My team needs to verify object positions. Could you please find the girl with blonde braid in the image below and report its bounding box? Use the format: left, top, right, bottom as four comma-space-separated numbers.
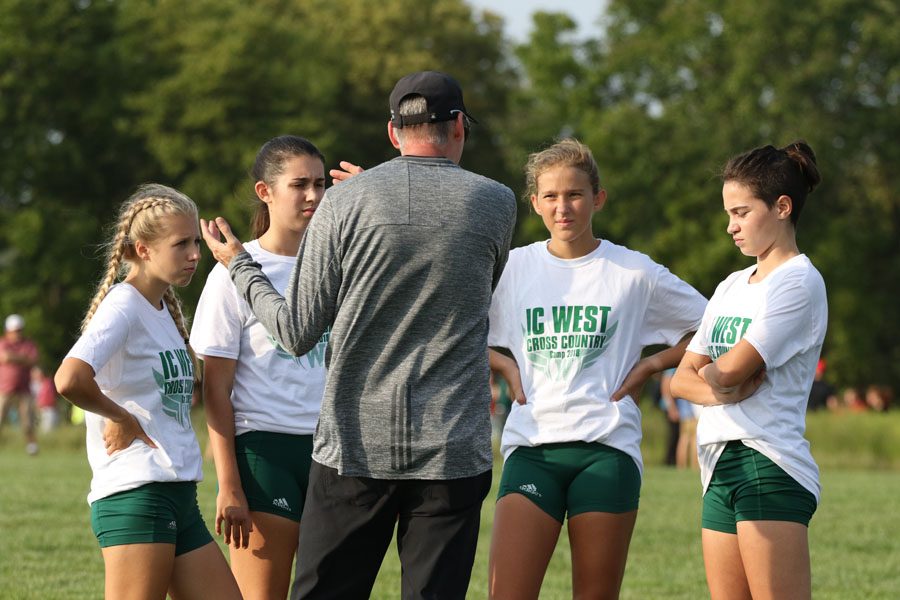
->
55, 184, 240, 600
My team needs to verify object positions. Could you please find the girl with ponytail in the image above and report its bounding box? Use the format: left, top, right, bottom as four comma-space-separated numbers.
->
189, 136, 327, 599
671, 141, 826, 600
55, 184, 240, 599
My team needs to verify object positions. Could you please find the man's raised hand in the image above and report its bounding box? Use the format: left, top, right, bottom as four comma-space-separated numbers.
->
330, 161, 364, 185
200, 217, 246, 268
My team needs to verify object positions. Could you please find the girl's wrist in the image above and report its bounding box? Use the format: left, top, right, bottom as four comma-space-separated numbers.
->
106, 404, 130, 423
636, 357, 655, 378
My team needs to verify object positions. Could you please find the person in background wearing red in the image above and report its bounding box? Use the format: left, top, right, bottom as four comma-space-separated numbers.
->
32, 366, 61, 433
806, 359, 836, 412
0, 314, 40, 455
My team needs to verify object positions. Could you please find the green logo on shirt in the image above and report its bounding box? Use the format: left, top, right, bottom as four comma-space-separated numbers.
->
154, 348, 194, 427
267, 329, 330, 369
708, 316, 752, 360
522, 305, 618, 380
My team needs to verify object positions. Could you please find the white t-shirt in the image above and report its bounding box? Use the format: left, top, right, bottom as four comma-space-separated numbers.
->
66, 283, 203, 504
688, 254, 826, 501
489, 241, 707, 475
190, 240, 326, 436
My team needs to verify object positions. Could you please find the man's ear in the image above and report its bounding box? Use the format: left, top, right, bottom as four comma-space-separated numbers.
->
452, 112, 465, 141
388, 121, 402, 150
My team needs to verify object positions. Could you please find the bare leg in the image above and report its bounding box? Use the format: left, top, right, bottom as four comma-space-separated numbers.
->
229, 511, 300, 600
0, 394, 11, 432
737, 520, 811, 600
169, 541, 241, 600
101, 543, 174, 600
702, 528, 752, 600
568, 510, 637, 600
20, 397, 38, 451
488, 494, 562, 600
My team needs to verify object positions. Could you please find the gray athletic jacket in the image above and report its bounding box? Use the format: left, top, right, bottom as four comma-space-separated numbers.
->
229, 155, 517, 479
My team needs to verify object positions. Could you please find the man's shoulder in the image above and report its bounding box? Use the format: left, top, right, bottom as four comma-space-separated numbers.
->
326, 157, 515, 206
456, 167, 515, 198
321, 159, 399, 201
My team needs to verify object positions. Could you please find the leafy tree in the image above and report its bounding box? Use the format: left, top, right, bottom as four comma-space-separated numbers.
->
121, 0, 518, 314
300, 0, 517, 184
122, 0, 516, 221
4, 0, 897, 390
501, 11, 588, 243
0, 0, 159, 366
1, 0, 517, 365
121, 0, 342, 227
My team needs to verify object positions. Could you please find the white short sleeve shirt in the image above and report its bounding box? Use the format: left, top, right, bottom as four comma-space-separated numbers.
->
489, 241, 707, 476
66, 283, 203, 504
688, 254, 827, 500
190, 240, 326, 436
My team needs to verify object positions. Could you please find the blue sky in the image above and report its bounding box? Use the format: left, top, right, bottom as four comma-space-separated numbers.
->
465, 0, 607, 41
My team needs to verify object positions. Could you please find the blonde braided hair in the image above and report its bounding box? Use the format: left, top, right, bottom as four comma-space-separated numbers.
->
81, 184, 202, 383
162, 287, 202, 384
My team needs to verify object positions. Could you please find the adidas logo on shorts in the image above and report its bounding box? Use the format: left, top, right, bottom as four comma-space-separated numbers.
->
273, 497, 291, 511
167, 520, 177, 530
519, 483, 542, 497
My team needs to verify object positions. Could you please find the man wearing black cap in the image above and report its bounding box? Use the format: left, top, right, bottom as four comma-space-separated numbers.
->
202, 70, 517, 598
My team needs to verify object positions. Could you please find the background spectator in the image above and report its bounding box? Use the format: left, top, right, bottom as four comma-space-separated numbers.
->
32, 367, 60, 433
661, 368, 699, 470
0, 314, 40, 455
807, 359, 837, 411
864, 385, 892, 412
841, 387, 868, 412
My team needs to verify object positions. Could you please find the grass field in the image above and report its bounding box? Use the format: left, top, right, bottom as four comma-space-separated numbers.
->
1, 412, 899, 599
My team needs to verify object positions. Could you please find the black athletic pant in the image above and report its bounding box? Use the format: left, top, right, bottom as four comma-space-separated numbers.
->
290, 461, 492, 600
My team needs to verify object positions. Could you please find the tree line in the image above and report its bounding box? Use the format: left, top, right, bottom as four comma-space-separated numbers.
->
1, 0, 897, 391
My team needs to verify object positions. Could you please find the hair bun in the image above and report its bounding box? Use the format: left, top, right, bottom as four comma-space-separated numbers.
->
781, 140, 821, 193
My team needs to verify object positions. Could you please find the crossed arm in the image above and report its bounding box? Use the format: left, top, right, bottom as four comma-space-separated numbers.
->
670, 339, 766, 406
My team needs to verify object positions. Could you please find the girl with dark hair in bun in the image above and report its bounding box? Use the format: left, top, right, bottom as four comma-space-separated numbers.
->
190, 136, 327, 599
671, 141, 825, 600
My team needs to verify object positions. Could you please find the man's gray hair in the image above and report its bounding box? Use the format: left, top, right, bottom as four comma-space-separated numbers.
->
394, 96, 454, 148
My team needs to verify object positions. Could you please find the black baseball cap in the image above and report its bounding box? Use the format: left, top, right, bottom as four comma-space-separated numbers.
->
389, 71, 478, 128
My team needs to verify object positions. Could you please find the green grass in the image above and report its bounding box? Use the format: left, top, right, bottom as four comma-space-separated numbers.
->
1, 413, 899, 599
